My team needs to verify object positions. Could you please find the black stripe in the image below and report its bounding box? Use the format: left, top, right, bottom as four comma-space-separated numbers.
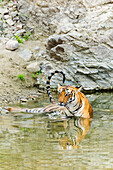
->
51, 72, 55, 76
55, 70, 59, 73
73, 103, 78, 107
46, 70, 66, 104
50, 96, 52, 100
48, 91, 51, 95
46, 81, 50, 85
49, 106, 60, 112
43, 105, 54, 112
73, 105, 82, 112
48, 76, 51, 80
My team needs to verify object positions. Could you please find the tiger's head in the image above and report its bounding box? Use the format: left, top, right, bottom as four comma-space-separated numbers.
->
58, 84, 82, 106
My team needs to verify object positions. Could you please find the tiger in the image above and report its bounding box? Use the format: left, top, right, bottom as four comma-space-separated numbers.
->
4, 70, 93, 118
57, 83, 93, 118
46, 70, 93, 118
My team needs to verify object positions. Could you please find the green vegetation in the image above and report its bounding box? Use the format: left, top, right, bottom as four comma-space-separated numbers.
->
18, 74, 25, 81
15, 32, 31, 43
15, 35, 23, 44
32, 70, 41, 79
23, 32, 31, 41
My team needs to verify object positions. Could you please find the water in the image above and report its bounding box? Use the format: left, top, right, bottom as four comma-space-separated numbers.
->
0, 92, 113, 170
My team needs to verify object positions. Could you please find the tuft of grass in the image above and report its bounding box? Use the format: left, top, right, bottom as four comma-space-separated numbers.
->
23, 32, 31, 41
32, 70, 41, 78
36, 70, 41, 75
15, 35, 23, 43
14, 32, 31, 43
32, 73, 37, 78
18, 74, 25, 81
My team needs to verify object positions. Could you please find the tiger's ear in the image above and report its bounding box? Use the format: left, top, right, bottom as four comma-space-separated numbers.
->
58, 83, 62, 90
76, 86, 82, 93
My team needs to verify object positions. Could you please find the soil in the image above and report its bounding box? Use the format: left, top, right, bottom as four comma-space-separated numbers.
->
0, 40, 45, 105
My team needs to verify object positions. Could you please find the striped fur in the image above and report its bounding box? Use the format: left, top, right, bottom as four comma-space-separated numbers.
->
58, 84, 93, 118
6, 103, 63, 114
46, 70, 65, 103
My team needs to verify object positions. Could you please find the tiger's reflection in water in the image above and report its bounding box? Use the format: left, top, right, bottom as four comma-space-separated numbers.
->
47, 117, 92, 150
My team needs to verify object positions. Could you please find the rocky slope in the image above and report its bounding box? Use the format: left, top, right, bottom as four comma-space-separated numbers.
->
0, 0, 113, 104
32, 0, 113, 91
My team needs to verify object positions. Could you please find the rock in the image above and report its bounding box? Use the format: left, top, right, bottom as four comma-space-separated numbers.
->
3, 15, 10, 20
26, 62, 40, 73
34, 46, 40, 51
15, 29, 26, 36
8, 7, 15, 12
18, 49, 32, 61
0, 8, 9, 15
49, 44, 70, 61
46, 34, 67, 50
37, 50, 45, 58
10, 11, 18, 17
0, 20, 3, 31
0, 0, 113, 91
16, 23, 23, 30
6, 18, 14, 26
30, 0, 113, 91
6, 40, 19, 51
3, 22, 8, 28
56, 18, 75, 34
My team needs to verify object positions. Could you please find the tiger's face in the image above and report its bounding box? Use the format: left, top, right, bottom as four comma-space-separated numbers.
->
58, 84, 82, 106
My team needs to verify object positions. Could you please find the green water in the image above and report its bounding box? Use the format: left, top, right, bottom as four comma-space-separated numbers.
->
0, 92, 113, 170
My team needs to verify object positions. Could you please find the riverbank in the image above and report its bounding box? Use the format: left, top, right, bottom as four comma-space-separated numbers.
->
0, 40, 46, 105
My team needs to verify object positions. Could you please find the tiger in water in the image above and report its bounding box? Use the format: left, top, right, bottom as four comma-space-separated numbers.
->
6, 70, 93, 118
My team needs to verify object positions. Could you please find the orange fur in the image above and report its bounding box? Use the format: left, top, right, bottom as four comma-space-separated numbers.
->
58, 84, 93, 118
59, 117, 91, 150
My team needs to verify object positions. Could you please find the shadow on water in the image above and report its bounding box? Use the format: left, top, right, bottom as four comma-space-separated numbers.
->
0, 92, 113, 169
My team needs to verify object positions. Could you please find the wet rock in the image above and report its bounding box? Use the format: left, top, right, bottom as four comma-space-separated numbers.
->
26, 62, 40, 73
6, 39, 19, 51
